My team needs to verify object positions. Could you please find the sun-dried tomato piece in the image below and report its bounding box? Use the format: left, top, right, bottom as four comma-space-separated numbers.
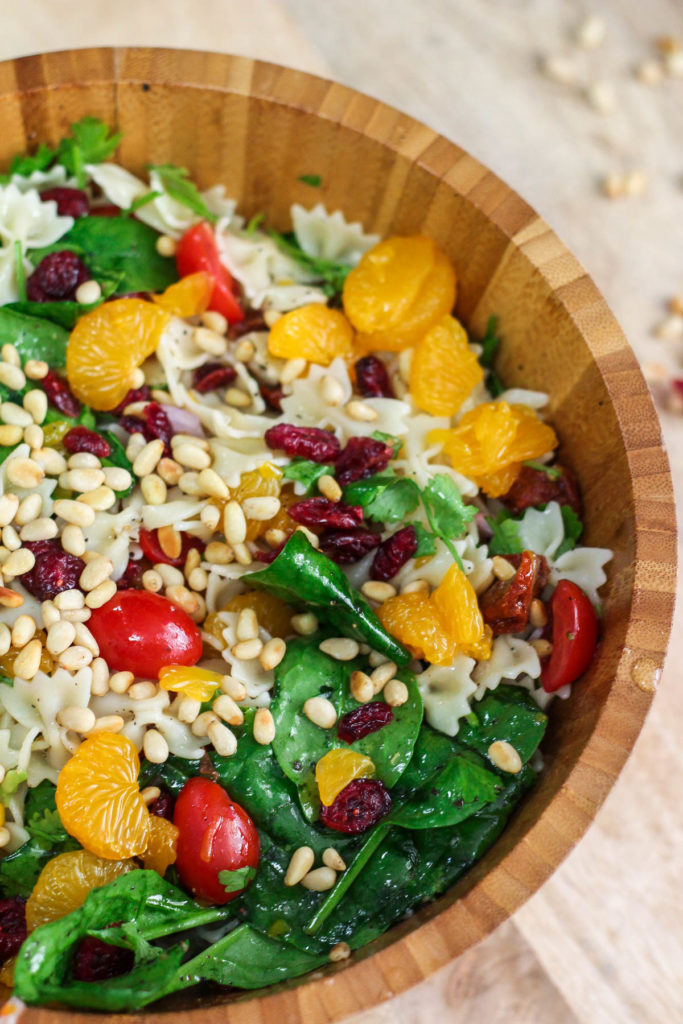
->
0, 897, 27, 962
354, 355, 394, 398
337, 702, 394, 743
320, 529, 381, 563
227, 311, 267, 339
506, 551, 549, 593
21, 540, 85, 602
320, 778, 392, 834
370, 525, 417, 581
499, 464, 582, 517
259, 382, 284, 412
192, 362, 237, 393
289, 497, 363, 530
265, 424, 341, 463
480, 550, 548, 635
72, 935, 135, 982
334, 436, 394, 486
42, 369, 82, 418
63, 426, 111, 458
40, 187, 90, 219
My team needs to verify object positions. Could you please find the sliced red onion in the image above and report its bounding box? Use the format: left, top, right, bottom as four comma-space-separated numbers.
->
163, 405, 205, 437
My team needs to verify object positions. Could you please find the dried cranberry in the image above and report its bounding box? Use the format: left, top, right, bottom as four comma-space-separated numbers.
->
72, 935, 135, 982
0, 897, 27, 962
337, 702, 394, 743
149, 790, 174, 820
112, 386, 151, 414
42, 369, 81, 418
335, 437, 394, 486
40, 187, 90, 218
320, 779, 392, 834
227, 311, 267, 339
253, 543, 285, 563
63, 426, 111, 458
289, 497, 363, 530
116, 558, 144, 590
138, 527, 205, 568
26, 251, 90, 302
21, 540, 84, 602
192, 362, 237, 393
500, 464, 582, 518
260, 382, 284, 412
354, 355, 394, 398
320, 529, 381, 563
265, 424, 340, 463
370, 526, 418, 581
120, 402, 174, 456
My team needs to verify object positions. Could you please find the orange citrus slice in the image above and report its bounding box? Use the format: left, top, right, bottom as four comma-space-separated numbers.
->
268, 304, 354, 365
153, 271, 213, 317
343, 236, 436, 334
26, 849, 135, 930
410, 315, 483, 416
316, 749, 375, 806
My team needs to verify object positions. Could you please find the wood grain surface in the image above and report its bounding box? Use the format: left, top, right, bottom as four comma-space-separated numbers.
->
0, 3, 680, 1023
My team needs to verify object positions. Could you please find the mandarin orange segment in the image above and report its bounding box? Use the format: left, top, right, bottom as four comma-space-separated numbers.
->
354, 247, 457, 352
153, 271, 213, 317
315, 749, 375, 806
431, 564, 492, 661
141, 816, 179, 877
56, 732, 150, 860
267, 304, 353, 365
429, 402, 558, 497
26, 849, 135, 930
223, 590, 294, 638
343, 236, 437, 334
377, 591, 457, 666
66, 298, 171, 411
410, 315, 483, 416
159, 664, 223, 702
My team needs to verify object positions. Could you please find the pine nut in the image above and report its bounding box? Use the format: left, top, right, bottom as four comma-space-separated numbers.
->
350, 670, 374, 703
264, 309, 281, 327
529, 599, 548, 629
318, 474, 342, 502
133, 439, 164, 477
176, 696, 201, 723
492, 556, 516, 581
60, 468, 105, 493
361, 581, 397, 602
236, 608, 259, 642
156, 234, 177, 257
19, 518, 57, 543
301, 867, 337, 892
15, 494, 42, 526
0, 828, 10, 849
329, 941, 351, 962
1, 402, 32, 427
205, 541, 233, 564
7, 457, 44, 489
295, 525, 319, 549
200, 310, 227, 334
41, 600, 60, 627
87, 714, 125, 735
260, 637, 286, 671
319, 638, 359, 661
0, 587, 22, 608
323, 848, 347, 872
59, 645, 93, 670
2, 525, 20, 551
54, 499, 95, 528
0, 344, 18, 366
57, 706, 96, 733
0, 362, 25, 391
208, 720, 237, 756
321, 374, 345, 406
197, 468, 229, 499
24, 359, 48, 380
54, 589, 84, 610
172, 434, 210, 451
23, 389, 47, 424
61, 525, 85, 557
77, 485, 116, 511
138, 473, 166, 506
401, 578, 429, 595
166, 584, 201, 616
13, 639, 43, 680
129, 681, 158, 700
47, 620, 76, 656
284, 846, 315, 886
0, 624, 10, 657
73, 622, 99, 656
141, 785, 161, 805
291, 612, 318, 636
370, 661, 398, 692
213, 694, 244, 726
68, 450, 101, 467
11, 615, 36, 649
303, 696, 337, 729
234, 339, 255, 362
80, 556, 113, 592
23, 423, 43, 450
158, 526, 182, 560
102, 466, 132, 492
253, 707, 276, 746
530, 638, 553, 658
75, 279, 102, 305
346, 400, 378, 422
384, 678, 409, 706
223, 500, 247, 545
142, 569, 163, 593
173, 443, 211, 470
0, 495, 18, 527
143, 729, 169, 764
200, 503, 221, 531
178, 471, 202, 496
91, 658, 110, 696
187, 567, 207, 592
265, 528, 286, 548
32, 447, 67, 475
191, 710, 218, 737
155, 564, 184, 587
109, 671, 134, 694
242, 496, 280, 521
488, 740, 523, 774
157, 457, 183, 486
2, 548, 35, 578
220, 675, 247, 702
0, 425, 22, 446
232, 638, 263, 660
225, 387, 251, 408
59, 608, 91, 623
232, 543, 252, 566
194, 327, 227, 356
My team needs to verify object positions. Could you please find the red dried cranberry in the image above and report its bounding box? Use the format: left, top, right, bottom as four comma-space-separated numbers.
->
138, 528, 205, 568
39, 187, 90, 218
370, 526, 418, 581
72, 935, 135, 982
337, 702, 394, 743
500, 464, 582, 518
354, 355, 394, 398
120, 402, 174, 455
335, 437, 394, 486
227, 311, 267, 339
253, 543, 285, 563
42, 369, 81, 418
112, 386, 152, 414
21, 540, 85, 601
149, 790, 174, 820
265, 424, 340, 463
116, 558, 144, 590
192, 362, 237, 393
0, 897, 27, 962
63, 426, 111, 458
26, 251, 90, 302
260, 382, 284, 412
320, 529, 381, 563
320, 779, 392, 834
90, 203, 122, 217
289, 497, 363, 530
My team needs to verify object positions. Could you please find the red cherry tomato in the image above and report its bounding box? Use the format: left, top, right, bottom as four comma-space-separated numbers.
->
173, 778, 260, 904
541, 580, 598, 693
176, 222, 244, 324
88, 590, 202, 677
138, 527, 205, 568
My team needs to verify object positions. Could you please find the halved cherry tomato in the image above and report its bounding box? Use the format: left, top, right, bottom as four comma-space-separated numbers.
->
138, 527, 205, 568
88, 590, 202, 677
176, 222, 244, 324
540, 580, 598, 693
173, 778, 259, 904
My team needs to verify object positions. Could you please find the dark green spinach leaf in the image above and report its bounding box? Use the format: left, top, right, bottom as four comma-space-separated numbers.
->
456, 686, 548, 765
0, 307, 70, 368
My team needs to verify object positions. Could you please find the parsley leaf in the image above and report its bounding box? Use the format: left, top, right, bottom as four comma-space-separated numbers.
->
218, 866, 257, 893
298, 174, 322, 187
283, 459, 334, 494
6, 142, 56, 179
245, 212, 265, 235
269, 230, 352, 298
57, 117, 122, 186
148, 164, 217, 222
555, 505, 583, 558
412, 522, 436, 556
343, 470, 421, 524
523, 459, 561, 480
479, 315, 500, 368
486, 508, 524, 556
421, 474, 477, 542
127, 190, 162, 214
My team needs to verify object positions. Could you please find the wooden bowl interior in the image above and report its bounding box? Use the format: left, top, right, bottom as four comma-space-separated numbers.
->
0, 48, 675, 1024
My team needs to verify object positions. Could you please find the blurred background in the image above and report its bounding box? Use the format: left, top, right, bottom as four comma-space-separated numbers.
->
1, 1, 681, 1021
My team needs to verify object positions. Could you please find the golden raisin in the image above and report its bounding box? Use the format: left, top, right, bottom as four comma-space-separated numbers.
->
223, 590, 294, 638
0, 632, 53, 678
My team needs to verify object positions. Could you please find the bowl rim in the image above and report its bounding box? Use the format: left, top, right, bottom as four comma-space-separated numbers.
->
0, 45, 677, 1024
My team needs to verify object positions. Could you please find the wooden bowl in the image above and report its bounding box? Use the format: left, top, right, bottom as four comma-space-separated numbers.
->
0, 47, 675, 1024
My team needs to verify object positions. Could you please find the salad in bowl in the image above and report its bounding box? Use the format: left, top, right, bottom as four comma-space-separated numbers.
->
0, 118, 611, 1011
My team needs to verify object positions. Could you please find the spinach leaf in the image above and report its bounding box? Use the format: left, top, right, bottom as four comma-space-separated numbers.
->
282, 458, 334, 494
138, 754, 201, 796
24, 780, 71, 848
246, 531, 410, 664
0, 781, 79, 898
6, 274, 121, 330
100, 430, 135, 497
478, 315, 500, 368
556, 504, 583, 558
0, 307, 70, 368
456, 686, 547, 765
148, 164, 217, 222
486, 507, 524, 556
270, 638, 422, 792
269, 230, 352, 298
388, 753, 503, 829
0, 673, 12, 686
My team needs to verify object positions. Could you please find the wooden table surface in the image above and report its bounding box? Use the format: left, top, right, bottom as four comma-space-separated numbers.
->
1, 1, 682, 1021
